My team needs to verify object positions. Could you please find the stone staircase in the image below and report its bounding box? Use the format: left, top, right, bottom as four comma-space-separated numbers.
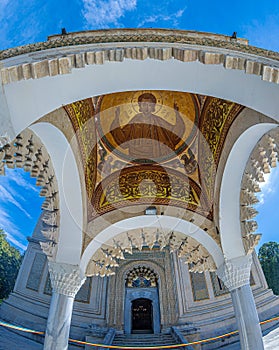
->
112, 333, 181, 348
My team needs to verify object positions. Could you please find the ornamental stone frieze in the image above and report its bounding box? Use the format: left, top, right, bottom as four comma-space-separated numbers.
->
217, 255, 252, 291
48, 262, 86, 298
1, 29, 279, 85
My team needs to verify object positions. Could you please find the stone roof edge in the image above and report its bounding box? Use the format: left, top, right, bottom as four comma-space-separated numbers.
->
0, 28, 278, 62
2, 44, 279, 85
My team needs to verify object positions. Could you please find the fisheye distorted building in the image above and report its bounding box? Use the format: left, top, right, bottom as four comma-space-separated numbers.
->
0, 29, 279, 349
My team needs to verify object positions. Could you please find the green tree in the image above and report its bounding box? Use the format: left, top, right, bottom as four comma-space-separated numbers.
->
0, 230, 22, 300
258, 241, 279, 295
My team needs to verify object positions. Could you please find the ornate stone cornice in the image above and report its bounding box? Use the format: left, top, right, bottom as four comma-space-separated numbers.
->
1, 29, 279, 85
48, 262, 86, 297
2, 28, 279, 61
217, 255, 252, 291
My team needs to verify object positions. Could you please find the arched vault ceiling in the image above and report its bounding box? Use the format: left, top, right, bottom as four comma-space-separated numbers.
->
62, 90, 243, 223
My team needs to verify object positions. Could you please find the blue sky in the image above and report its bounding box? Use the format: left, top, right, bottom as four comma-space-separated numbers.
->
0, 0, 279, 51
0, 0, 279, 251
0, 168, 43, 251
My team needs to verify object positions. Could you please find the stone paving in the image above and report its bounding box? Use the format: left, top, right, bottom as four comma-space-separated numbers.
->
263, 327, 279, 349
1, 323, 279, 349
0, 326, 42, 349
0, 325, 81, 349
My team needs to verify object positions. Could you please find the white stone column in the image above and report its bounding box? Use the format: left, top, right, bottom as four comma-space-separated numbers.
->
44, 262, 86, 350
217, 255, 264, 350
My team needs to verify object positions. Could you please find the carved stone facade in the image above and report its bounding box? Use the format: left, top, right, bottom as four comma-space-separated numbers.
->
1, 225, 278, 347
1, 28, 279, 349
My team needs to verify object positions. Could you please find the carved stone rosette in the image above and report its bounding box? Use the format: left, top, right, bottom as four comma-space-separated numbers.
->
48, 262, 86, 298
217, 255, 252, 291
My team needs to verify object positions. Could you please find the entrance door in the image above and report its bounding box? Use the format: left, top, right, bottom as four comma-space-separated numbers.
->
131, 298, 153, 333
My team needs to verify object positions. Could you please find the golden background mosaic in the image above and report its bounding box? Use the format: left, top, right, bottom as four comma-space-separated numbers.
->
63, 90, 243, 221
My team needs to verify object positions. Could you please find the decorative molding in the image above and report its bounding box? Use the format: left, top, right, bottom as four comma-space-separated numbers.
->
93, 165, 211, 219
1, 29, 279, 85
86, 229, 217, 277
48, 262, 86, 297
240, 127, 279, 252
199, 98, 243, 200
242, 234, 262, 255
125, 266, 158, 288
217, 255, 252, 291
64, 100, 97, 201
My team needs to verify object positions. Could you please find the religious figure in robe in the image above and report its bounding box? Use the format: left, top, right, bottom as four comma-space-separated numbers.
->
110, 93, 185, 161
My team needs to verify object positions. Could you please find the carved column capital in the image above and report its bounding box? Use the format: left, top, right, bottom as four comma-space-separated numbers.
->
217, 255, 252, 291
48, 262, 86, 297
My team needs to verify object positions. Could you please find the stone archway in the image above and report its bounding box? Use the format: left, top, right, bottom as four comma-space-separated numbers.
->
0, 127, 60, 260
124, 266, 161, 334
2, 29, 279, 350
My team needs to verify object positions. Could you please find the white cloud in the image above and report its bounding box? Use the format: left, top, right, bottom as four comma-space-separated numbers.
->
7, 169, 40, 194
257, 167, 279, 206
4, 232, 27, 251
137, 7, 186, 27
242, 15, 279, 52
0, 184, 32, 219
82, 0, 137, 28
0, 208, 27, 251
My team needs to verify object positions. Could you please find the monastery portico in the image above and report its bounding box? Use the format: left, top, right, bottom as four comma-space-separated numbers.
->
1, 29, 279, 349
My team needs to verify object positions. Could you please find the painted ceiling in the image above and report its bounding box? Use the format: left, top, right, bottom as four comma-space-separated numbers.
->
64, 91, 243, 222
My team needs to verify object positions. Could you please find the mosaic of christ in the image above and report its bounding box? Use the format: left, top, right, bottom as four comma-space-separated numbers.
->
96, 91, 199, 164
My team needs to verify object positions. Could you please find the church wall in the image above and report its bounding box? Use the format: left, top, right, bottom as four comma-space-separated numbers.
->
0, 237, 109, 340
107, 248, 178, 332
172, 250, 279, 344
1, 234, 279, 345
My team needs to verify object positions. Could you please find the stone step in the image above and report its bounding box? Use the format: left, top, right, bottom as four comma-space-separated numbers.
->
112, 333, 179, 347
114, 335, 174, 340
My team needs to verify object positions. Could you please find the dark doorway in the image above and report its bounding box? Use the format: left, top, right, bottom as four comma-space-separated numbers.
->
131, 298, 153, 333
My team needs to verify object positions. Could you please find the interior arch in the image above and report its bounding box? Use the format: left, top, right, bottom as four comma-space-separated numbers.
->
219, 123, 278, 260
80, 215, 224, 274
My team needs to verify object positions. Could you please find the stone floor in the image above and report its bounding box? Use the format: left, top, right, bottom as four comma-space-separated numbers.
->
263, 326, 279, 349
0, 324, 279, 349
0, 325, 82, 349
0, 326, 42, 350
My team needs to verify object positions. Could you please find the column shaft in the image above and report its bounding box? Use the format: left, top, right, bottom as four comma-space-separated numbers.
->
231, 284, 264, 350
43, 262, 86, 350
44, 292, 74, 350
